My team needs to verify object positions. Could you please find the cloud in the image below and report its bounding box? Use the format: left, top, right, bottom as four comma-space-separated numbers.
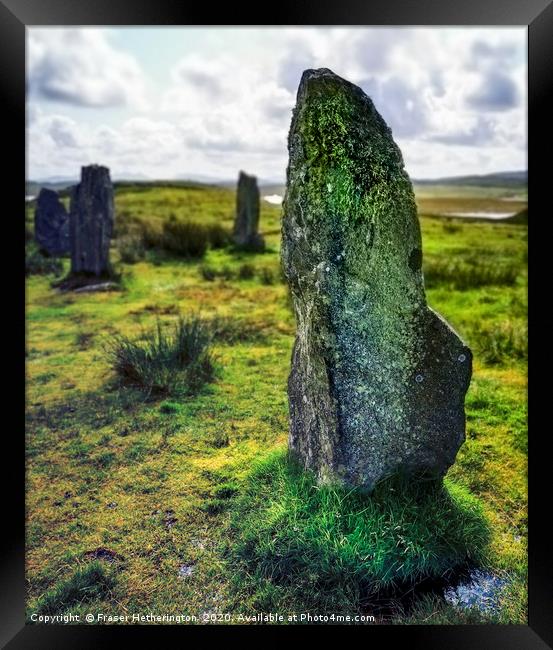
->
429, 116, 496, 146
467, 39, 519, 70
26, 27, 527, 181
360, 76, 428, 138
466, 71, 519, 111
172, 56, 225, 98
353, 28, 415, 75
277, 42, 317, 93
48, 115, 81, 148
161, 53, 293, 158
27, 28, 148, 108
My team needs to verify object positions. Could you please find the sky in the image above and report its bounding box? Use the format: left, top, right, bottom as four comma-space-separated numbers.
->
26, 27, 527, 183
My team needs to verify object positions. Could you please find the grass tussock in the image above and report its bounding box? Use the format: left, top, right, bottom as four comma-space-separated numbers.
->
228, 452, 490, 613
199, 264, 235, 282
238, 263, 255, 279
105, 315, 215, 396
118, 234, 145, 264
115, 212, 231, 261
470, 320, 527, 365
30, 561, 116, 617
206, 223, 231, 249
162, 218, 209, 258
424, 258, 519, 290
199, 262, 281, 285
209, 316, 267, 344
26, 248, 64, 277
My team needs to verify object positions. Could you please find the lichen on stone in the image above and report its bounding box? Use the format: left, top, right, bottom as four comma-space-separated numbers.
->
281, 68, 472, 490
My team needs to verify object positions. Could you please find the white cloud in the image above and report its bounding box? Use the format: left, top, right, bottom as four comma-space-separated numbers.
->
27, 28, 148, 109
26, 27, 527, 181
160, 52, 294, 162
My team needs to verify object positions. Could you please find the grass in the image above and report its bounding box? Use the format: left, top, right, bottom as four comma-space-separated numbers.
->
227, 451, 490, 614
25, 182, 527, 624
423, 257, 519, 290
162, 218, 209, 258
26, 247, 64, 277
30, 560, 117, 618
104, 315, 215, 397
470, 321, 527, 365
118, 234, 145, 264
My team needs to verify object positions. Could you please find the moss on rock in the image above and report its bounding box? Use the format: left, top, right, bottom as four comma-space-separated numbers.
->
281, 69, 472, 489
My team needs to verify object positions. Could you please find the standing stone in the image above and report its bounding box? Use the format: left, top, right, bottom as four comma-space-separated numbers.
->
70, 165, 114, 276
34, 188, 70, 256
233, 171, 265, 251
281, 69, 472, 490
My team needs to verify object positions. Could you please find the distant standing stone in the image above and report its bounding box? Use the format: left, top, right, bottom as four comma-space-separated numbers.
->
34, 188, 70, 256
70, 165, 114, 276
233, 171, 265, 251
281, 69, 472, 490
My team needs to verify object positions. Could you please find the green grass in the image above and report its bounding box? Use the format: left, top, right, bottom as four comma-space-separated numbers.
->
227, 451, 490, 614
104, 315, 215, 397
423, 257, 519, 290
29, 561, 117, 618
470, 320, 527, 365
25, 182, 527, 624
161, 218, 209, 258
26, 246, 64, 277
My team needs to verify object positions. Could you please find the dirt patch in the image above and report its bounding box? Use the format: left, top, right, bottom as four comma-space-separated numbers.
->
83, 547, 123, 563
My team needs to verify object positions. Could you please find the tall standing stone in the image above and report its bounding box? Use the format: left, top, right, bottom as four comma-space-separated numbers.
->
281, 69, 472, 490
70, 165, 114, 276
233, 171, 265, 251
34, 188, 70, 256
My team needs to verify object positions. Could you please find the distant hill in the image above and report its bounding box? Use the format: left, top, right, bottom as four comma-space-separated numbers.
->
413, 171, 527, 189
27, 170, 527, 199
26, 179, 75, 197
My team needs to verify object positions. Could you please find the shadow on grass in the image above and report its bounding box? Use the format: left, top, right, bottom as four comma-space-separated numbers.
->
226, 450, 491, 617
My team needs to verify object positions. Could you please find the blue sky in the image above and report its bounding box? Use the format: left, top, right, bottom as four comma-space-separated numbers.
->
26, 27, 526, 182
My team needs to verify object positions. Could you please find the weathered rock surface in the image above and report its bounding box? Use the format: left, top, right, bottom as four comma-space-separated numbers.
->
34, 188, 70, 256
233, 171, 265, 251
70, 165, 114, 276
281, 68, 472, 490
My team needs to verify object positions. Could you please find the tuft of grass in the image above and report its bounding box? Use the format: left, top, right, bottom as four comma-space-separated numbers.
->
237, 263, 255, 280
442, 221, 463, 235
206, 223, 231, 249
162, 218, 208, 258
228, 451, 490, 614
26, 222, 35, 242
259, 267, 276, 285
209, 316, 266, 344
470, 320, 527, 365
118, 234, 145, 264
211, 430, 230, 448
140, 220, 164, 249
30, 561, 116, 617
424, 258, 519, 290
199, 265, 234, 282
159, 400, 181, 414
105, 315, 215, 397
26, 248, 63, 277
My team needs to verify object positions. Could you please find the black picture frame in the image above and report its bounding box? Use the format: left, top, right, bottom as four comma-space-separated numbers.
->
5, 1, 549, 646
